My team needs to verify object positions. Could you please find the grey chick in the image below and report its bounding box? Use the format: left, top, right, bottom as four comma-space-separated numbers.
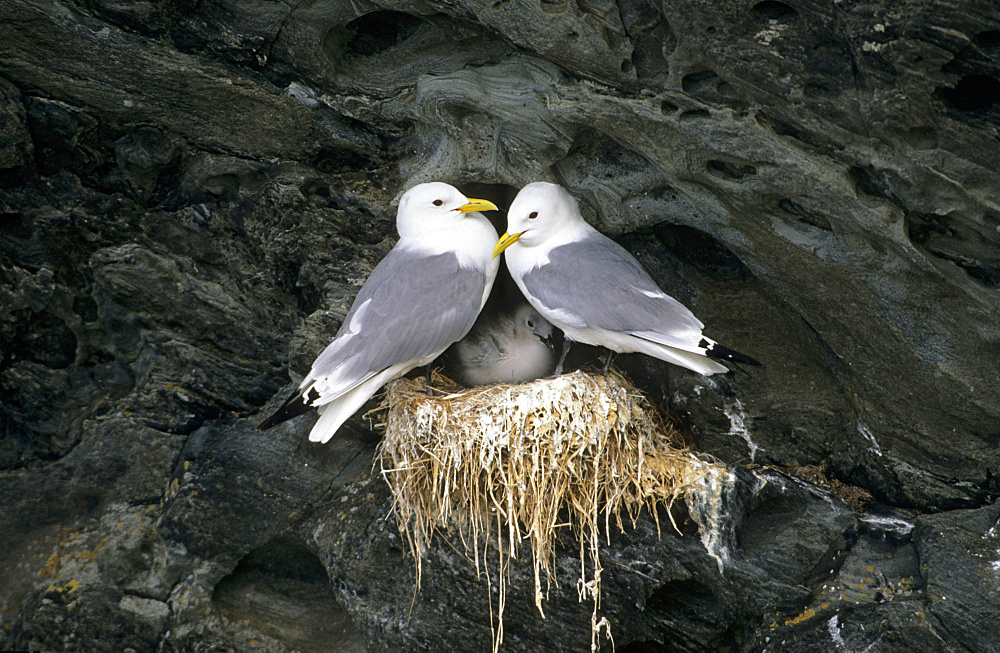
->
445, 302, 557, 386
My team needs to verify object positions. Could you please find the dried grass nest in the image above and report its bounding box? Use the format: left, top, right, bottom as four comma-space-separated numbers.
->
376, 370, 725, 652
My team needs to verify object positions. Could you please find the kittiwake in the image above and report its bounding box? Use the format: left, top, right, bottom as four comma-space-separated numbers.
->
445, 300, 557, 386
258, 182, 500, 442
492, 181, 759, 375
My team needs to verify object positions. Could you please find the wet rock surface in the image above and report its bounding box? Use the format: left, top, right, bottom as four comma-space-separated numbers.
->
2, 0, 999, 650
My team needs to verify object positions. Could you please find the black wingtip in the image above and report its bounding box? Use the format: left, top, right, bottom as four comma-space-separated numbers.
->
703, 341, 762, 367
256, 387, 316, 431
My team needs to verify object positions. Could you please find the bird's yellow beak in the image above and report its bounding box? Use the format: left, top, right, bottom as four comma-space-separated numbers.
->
458, 198, 499, 214
492, 231, 523, 258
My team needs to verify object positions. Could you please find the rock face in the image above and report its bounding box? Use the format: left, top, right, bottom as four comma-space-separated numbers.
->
2, 0, 999, 650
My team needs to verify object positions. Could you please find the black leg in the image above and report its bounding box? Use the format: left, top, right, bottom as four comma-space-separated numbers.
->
601, 350, 614, 375
553, 339, 572, 376
425, 366, 435, 396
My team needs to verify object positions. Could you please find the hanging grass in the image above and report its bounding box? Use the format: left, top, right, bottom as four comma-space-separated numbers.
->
376, 369, 725, 652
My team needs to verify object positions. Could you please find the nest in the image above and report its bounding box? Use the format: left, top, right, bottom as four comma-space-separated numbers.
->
376, 370, 724, 652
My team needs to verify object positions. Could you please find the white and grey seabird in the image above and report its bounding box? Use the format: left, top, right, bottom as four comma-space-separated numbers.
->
259, 182, 500, 443
493, 181, 759, 375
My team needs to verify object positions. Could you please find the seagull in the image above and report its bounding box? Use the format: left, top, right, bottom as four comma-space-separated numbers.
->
258, 182, 500, 443
493, 181, 760, 376
445, 300, 557, 386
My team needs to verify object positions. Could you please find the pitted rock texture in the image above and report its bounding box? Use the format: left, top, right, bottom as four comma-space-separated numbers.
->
1, 0, 999, 650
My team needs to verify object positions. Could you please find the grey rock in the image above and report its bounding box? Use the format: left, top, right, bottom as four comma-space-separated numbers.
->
747, 503, 1000, 651
0, 76, 32, 169
309, 465, 857, 651
2, 0, 1000, 650
913, 500, 1000, 650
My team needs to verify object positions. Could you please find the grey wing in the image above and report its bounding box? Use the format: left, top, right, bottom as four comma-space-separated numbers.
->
308, 249, 488, 398
521, 233, 707, 350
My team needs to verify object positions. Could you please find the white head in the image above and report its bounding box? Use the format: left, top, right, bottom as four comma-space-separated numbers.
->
493, 182, 585, 256
396, 182, 498, 240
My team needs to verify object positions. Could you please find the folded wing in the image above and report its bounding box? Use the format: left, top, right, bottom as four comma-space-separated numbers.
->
521, 233, 708, 353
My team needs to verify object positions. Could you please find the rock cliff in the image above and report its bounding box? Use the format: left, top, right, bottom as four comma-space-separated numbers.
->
2, 0, 998, 650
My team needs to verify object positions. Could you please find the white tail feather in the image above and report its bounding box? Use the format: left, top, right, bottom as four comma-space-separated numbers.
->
634, 339, 728, 375
307, 367, 404, 443
572, 327, 728, 375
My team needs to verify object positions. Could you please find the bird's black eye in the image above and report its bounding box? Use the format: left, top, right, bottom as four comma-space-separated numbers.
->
433, 199, 443, 207
527, 319, 535, 328
528, 211, 538, 219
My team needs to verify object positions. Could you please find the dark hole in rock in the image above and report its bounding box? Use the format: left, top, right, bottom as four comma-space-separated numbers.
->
847, 162, 904, 196
212, 534, 366, 652
621, 7, 674, 87
90, 350, 117, 366
310, 146, 373, 176
653, 223, 752, 281
706, 159, 757, 181
972, 29, 1000, 50
344, 10, 424, 58
26, 97, 79, 142
803, 82, 832, 98
72, 293, 99, 323
679, 108, 711, 122
778, 198, 833, 232
848, 165, 886, 199
0, 211, 32, 239
645, 579, 719, 619
752, 0, 798, 21
457, 181, 516, 237
321, 25, 354, 63
906, 211, 1000, 287
909, 212, 956, 246
660, 100, 678, 115
452, 182, 523, 312
936, 73, 1000, 111
25, 99, 106, 177
682, 69, 718, 94
0, 167, 31, 190
13, 309, 78, 369
811, 34, 842, 54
